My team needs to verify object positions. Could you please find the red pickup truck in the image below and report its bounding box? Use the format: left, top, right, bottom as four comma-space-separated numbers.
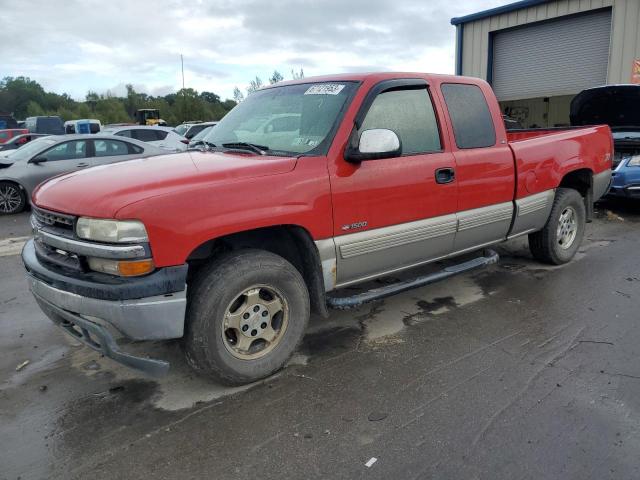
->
23, 73, 612, 384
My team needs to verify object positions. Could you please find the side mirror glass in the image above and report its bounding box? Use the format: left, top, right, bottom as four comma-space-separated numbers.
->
345, 128, 401, 163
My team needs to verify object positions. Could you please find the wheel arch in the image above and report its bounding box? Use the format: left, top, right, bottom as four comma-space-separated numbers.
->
558, 168, 594, 222
186, 224, 329, 318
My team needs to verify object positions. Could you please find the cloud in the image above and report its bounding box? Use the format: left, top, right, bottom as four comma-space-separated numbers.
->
0, 0, 506, 100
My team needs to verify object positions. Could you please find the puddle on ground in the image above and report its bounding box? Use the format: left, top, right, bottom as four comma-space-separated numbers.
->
69, 342, 256, 411
325, 275, 488, 341
58, 271, 492, 411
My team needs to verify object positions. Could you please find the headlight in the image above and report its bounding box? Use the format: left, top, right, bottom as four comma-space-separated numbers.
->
76, 217, 148, 243
627, 155, 640, 167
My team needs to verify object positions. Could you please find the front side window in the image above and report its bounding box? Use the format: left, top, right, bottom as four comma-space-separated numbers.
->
40, 140, 87, 161
360, 88, 442, 155
441, 83, 496, 149
203, 81, 358, 155
94, 139, 130, 157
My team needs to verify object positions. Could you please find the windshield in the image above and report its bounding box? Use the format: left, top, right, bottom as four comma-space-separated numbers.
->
203, 81, 358, 155
5, 137, 57, 160
174, 124, 189, 136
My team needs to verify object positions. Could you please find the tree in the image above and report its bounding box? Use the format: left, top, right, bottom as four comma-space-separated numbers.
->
233, 87, 245, 103
291, 68, 304, 80
246, 76, 263, 95
269, 70, 284, 85
200, 91, 221, 103
0, 77, 235, 125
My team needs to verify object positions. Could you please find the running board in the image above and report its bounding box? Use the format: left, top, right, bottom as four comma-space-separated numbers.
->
326, 249, 499, 310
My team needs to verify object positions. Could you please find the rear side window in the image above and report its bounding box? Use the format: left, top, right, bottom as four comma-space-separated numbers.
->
128, 143, 144, 154
154, 130, 168, 140
94, 139, 130, 157
441, 83, 496, 149
360, 88, 441, 154
133, 129, 159, 142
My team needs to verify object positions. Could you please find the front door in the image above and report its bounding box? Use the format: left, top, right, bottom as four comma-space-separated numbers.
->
26, 139, 92, 190
328, 81, 458, 286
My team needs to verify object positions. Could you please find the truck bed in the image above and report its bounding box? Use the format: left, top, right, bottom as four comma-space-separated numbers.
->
506, 125, 612, 199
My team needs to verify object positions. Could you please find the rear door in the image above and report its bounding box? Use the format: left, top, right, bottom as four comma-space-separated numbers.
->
439, 82, 516, 252
329, 80, 458, 286
91, 138, 141, 166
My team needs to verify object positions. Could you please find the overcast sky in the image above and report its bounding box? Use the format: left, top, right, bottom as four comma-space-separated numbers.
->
0, 0, 507, 101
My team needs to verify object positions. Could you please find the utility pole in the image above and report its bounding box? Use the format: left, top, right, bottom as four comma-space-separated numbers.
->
181, 54, 185, 90
181, 54, 186, 123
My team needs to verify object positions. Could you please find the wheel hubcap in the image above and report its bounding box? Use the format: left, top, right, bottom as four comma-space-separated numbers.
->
222, 285, 288, 360
0, 185, 21, 213
557, 206, 578, 249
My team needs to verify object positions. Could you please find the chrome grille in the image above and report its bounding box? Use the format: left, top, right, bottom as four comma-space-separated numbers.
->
32, 207, 75, 231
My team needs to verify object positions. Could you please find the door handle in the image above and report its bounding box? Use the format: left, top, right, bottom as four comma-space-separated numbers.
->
435, 167, 455, 184
76, 162, 90, 168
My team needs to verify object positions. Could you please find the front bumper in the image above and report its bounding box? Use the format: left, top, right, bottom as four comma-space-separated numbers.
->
23, 239, 188, 376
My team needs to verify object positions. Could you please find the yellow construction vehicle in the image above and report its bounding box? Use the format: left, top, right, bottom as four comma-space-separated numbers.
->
135, 109, 166, 126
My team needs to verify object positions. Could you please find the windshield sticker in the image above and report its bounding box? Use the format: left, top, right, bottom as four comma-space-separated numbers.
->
304, 84, 345, 95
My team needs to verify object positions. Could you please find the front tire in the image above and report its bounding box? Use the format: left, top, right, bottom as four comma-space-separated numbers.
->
528, 188, 586, 265
184, 249, 310, 385
0, 181, 26, 215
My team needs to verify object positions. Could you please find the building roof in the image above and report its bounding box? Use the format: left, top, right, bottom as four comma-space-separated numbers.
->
451, 0, 549, 25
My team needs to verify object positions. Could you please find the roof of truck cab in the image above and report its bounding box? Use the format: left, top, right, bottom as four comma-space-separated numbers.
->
265, 72, 479, 89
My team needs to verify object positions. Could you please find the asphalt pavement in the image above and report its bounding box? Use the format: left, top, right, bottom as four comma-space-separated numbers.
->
1, 200, 639, 480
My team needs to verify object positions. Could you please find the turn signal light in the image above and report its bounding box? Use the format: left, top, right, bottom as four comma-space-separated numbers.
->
117, 259, 155, 277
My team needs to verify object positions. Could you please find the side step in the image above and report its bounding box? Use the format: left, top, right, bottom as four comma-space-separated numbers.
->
326, 249, 499, 310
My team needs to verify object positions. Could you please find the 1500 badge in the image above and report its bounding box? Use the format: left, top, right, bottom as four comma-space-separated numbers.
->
341, 221, 368, 231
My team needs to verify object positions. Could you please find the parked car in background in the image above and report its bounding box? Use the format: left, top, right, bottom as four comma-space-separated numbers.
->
25, 116, 64, 135
0, 135, 166, 214
174, 121, 218, 140
0, 133, 50, 152
64, 119, 102, 134
101, 125, 188, 152
23, 72, 612, 384
0, 129, 29, 144
187, 125, 216, 150
571, 85, 638, 198
0, 113, 18, 129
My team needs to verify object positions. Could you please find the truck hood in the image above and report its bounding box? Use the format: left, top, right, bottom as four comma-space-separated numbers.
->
570, 85, 640, 127
33, 151, 297, 218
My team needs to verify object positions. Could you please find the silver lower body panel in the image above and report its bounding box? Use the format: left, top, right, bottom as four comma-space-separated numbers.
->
28, 275, 187, 340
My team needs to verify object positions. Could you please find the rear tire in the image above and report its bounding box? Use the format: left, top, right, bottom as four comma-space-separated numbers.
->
184, 249, 310, 385
0, 181, 26, 215
528, 188, 585, 265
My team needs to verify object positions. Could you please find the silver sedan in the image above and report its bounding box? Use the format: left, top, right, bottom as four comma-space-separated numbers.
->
0, 134, 166, 214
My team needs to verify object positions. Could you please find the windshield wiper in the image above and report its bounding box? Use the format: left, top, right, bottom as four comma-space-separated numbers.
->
222, 142, 268, 155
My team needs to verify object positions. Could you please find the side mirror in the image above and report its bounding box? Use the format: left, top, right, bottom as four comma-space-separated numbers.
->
345, 128, 401, 163
30, 156, 47, 164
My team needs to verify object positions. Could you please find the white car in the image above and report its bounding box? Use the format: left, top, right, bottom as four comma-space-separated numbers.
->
101, 125, 188, 152
174, 121, 218, 140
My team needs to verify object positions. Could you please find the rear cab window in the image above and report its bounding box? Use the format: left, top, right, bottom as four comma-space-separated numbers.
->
441, 83, 496, 149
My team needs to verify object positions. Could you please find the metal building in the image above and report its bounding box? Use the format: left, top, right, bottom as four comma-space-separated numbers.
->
451, 0, 640, 128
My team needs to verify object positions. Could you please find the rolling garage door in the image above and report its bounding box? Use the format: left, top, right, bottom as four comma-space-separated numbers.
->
492, 9, 612, 101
